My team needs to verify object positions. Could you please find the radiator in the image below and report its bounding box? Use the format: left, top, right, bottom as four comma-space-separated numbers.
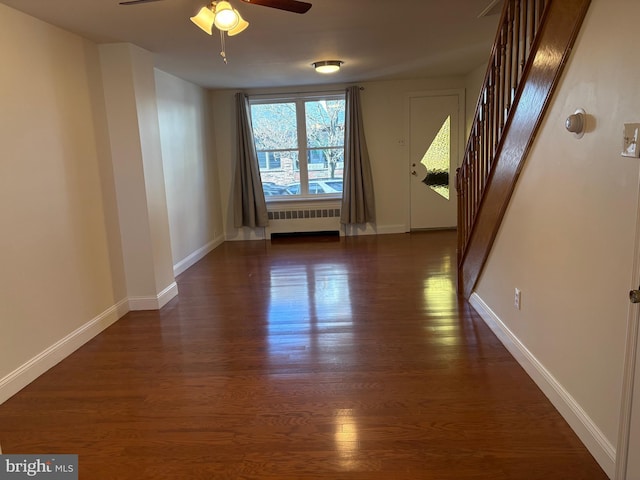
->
266, 206, 342, 236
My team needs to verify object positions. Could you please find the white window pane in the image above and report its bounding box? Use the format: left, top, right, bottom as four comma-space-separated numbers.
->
307, 148, 343, 195
251, 102, 298, 150
260, 152, 299, 196
305, 100, 345, 148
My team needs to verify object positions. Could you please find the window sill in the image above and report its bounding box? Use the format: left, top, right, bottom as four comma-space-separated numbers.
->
266, 196, 342, 209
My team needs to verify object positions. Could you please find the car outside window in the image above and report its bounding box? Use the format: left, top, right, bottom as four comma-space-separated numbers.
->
250, 94, 345, 200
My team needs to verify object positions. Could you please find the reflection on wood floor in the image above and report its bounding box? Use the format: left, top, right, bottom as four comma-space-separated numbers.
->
0, 231, 608, 479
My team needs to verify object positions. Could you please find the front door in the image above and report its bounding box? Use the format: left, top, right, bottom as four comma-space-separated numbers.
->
409, 91, 463, 230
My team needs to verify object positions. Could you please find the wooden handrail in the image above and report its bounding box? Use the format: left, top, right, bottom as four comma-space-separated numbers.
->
458, 0, 548, 272
456, 0, 591, 298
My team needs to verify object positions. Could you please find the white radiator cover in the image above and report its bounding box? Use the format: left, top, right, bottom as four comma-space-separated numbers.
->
265, 205, 342, 236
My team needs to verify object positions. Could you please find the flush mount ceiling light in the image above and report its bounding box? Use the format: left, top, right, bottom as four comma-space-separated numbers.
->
190, 1, 249, 63
312, 60, 343, 74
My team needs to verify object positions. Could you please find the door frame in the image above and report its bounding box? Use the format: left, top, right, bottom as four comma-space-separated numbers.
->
404, 89, 466, 232
615, 191, 640, 479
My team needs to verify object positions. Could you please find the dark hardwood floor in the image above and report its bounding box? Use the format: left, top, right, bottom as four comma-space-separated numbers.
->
0, 231, 607, 479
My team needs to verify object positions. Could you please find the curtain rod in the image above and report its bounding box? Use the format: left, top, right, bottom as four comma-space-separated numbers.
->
246, 86, 364, 97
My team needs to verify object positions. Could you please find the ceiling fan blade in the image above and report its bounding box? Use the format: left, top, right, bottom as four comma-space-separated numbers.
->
119, 0, 164, 5
241, 0, 312, 14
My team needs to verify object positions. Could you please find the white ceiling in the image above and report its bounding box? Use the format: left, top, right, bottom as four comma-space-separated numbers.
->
0, 0, 502, 89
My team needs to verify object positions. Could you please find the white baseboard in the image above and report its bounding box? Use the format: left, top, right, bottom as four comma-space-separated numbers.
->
469, 293, 616, 479
0, 298, 129, 405
342, 224, 408, 236
225, 227, 268, 242
342, 223, 375, 236
375, 224, 408, 235
128, 281, 178, 311
0, 281, 182, 406
173, 236, 224, 277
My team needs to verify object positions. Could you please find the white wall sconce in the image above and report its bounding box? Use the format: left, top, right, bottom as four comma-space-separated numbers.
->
565, 108, 586, 139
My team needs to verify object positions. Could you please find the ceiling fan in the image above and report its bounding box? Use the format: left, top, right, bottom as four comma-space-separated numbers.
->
118, 0, 311, 63
118, 0, 312, 15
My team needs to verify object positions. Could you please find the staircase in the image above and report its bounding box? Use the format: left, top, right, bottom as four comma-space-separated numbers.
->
456, 0, 591, 298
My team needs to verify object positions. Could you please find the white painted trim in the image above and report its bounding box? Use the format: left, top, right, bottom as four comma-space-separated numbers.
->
0, 299, 129, 405
225, 227, 267, 242
340, 224, 408, 236
469, 293, 616, 478
615, 164, 640, 480
173, 236, 223, 277
128, 281, 178, 311
340, 223, 371, 237
616, 309, 639, 480
377, 224, 409, 235
157, 282, 178, 309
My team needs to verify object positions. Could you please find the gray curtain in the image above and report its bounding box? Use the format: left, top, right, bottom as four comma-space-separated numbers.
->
341, 86, 375, 224
233, 92, 268, 228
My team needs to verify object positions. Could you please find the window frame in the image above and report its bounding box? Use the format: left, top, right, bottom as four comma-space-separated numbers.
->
249, 92, 346, 202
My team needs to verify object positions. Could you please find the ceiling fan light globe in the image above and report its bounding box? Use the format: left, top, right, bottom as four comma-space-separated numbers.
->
214, 1, 240, 30
190, 6, 215, 35
228, 13, 249, 36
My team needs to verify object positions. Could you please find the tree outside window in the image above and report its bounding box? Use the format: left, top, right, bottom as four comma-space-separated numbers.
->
250, 94, 345, 198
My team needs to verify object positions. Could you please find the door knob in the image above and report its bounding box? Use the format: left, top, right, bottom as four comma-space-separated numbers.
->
630, 289, 640, 304
411, 171, 417, 176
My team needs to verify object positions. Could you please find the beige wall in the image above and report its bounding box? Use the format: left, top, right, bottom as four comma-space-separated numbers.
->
0, 5, 223, 402
155, 69, 224, 274
474, 0, 640, 475
0, 4, 126, 396
99, 43, 177, 308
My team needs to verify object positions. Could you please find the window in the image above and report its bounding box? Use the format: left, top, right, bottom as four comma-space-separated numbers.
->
250, 94, 345, 199
257, 151, 282, 171
421, 116, 451, 200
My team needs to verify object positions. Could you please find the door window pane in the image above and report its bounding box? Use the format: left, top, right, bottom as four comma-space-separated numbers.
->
420, 116, 451, 200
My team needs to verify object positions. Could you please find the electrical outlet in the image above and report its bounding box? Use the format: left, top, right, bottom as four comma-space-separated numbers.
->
514, 288, 521, 310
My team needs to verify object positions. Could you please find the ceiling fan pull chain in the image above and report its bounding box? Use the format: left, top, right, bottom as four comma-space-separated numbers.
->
219, 30, 228, 64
